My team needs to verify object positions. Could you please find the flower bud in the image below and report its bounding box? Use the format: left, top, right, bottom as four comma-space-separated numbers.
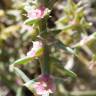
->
27, 41, 43, 57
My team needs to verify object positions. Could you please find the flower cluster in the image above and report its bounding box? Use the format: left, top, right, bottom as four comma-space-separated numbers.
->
27, 75, 56, 95
27, 6, 46, 20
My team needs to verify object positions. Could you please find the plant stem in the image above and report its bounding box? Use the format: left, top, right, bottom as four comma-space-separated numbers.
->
39, 44, 50, 75
39, 18, 50, 75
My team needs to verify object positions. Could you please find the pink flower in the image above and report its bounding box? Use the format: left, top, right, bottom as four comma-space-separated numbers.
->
27, 41, 43, 57
27, 6, 45, 19
27, 50, 36, 57
32, 75, 56, 95
33, 41, 43, 50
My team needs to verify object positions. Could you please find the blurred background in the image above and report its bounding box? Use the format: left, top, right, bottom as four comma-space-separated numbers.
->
0, 0, 96, 96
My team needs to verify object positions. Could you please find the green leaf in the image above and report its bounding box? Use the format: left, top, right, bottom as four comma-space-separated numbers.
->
11, 48, 44, 66
57, 16, 69, 24
24, 19, 39, 26
12, 56, 35, 66
14, 67, 30, 82
55, 65, 77, 78
63, 68, 77, 78
55, 40, 74, 54
51, 57, 77, 78
36, 48, 44, 57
